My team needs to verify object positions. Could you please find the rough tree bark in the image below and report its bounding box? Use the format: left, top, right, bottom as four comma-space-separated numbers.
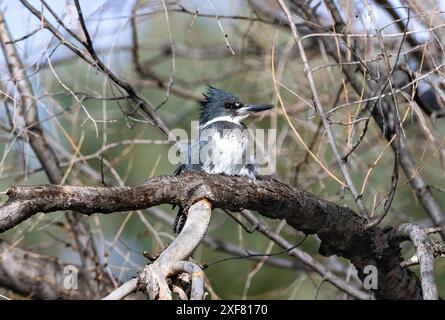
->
0, 0, 443, 301
0, 240, 87, 299
0, 171, 435, 299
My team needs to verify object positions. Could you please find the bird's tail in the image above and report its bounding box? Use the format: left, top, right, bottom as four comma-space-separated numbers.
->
173, 164, 189, 233
172, 163, 202, 233
173, 207, 186, 233
174, 164, 186, 176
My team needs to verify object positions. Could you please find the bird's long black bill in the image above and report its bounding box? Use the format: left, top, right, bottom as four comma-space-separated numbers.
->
240, 104, 274, 114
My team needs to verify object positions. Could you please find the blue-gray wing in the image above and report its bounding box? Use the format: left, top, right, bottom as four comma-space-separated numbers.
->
174, 140, 203, 175
173, 141, 203, 233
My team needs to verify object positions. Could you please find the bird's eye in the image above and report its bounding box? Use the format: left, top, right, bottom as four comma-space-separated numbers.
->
224, 101, 241, 109
224, 101, 242, 109
224, 102, 236, 109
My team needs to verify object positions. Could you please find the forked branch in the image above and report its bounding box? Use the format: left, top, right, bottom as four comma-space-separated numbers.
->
103, 199, 211, 300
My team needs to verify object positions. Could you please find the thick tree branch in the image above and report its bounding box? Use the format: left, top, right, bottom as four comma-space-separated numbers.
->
277, 0, 368, 217
240, 210, 371, 300
19, 0, 173, 140
103, 199, 211, 300
0, 172, 424, 299
319, 0, 445, 240
101, 278, 137, 300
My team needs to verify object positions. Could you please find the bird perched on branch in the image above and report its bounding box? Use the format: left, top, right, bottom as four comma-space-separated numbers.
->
173, 86, 274, 232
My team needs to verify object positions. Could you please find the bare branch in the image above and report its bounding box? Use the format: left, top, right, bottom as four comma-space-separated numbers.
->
391, 224, 442, 300
240, 210, 372, 300
319, 0, 445, 239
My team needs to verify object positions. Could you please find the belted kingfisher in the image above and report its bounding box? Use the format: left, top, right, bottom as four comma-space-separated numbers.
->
173, 86, 273, 232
